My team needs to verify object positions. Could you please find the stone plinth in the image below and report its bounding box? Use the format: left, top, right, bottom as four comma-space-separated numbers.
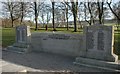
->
7, 25, 31, 53
82, 25, 118, 62
74, 25, 119, 71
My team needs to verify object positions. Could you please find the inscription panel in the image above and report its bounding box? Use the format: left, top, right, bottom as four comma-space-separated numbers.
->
16, 29, 20, 42
97, 30, 104, 50
16, 25, 28, 43
22, 30, 26, 41
86, 30, 94, 49
48, 34, 70, 40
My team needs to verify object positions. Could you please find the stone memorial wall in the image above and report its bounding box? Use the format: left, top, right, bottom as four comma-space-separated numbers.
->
16, 25, 31, 43
30, 25, 118, 62
83, 25, 118, 62
12, 25, 118, 63
30, 32, 83, 56
7, 25, 31, 53
7, 25, 119, 71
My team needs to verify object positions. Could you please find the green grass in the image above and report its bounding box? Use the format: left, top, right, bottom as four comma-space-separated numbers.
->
2, 28, 15, 47
30, 27, 83, 34
114, 32, 120, 59
1, 27, 120, 59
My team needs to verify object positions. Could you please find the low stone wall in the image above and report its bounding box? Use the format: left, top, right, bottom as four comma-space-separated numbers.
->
30, 25, 118, 62
30, 32, 84, 57
10, 25, 118, 62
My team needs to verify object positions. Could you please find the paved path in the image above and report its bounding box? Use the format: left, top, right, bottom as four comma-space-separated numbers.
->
1, 50, 119, 72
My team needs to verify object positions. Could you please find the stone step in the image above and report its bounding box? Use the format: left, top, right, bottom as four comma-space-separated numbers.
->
13, 43, 29, 48
74, 57, 120, 72
7, 46, 28, 53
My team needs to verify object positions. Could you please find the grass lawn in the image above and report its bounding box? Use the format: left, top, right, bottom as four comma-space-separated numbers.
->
1, 27, 120, 59
2, 28, 16, 47
114, 32, 120, 59
30, 27, 83, 34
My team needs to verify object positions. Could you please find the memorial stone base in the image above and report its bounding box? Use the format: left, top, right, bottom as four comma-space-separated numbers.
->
74, 57, 120, 72
6, 25, 31, 53
7, 42, 30, 53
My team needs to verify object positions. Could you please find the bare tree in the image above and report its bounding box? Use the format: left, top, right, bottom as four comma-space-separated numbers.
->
83, 1, 106, 25
61, 0, 69, 30
84, 2, 91, 25
51, 2, 67, 28
39, 3, 51, 30
87, 2, 96, 25
46, 5, 51, 25
64, 0, 78, 32
107, 1, 120, 21
46, 8, 51, 30
19, 2, 31, 25
2, 2, 20, 27
31, 1, 44, 30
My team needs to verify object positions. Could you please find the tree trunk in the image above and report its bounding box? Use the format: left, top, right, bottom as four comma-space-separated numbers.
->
72, 2, 77, 32
52, 2, 56, 31
73, 12, 77, 32
35, 17, 38, 30
34, 2, 38, 31
10, 13, 14, 27
45, 25, 48, 31
66, 3, 69, 30
11, 19, 14, 27
20, 2, 24, 25
66, 14, 69, 30
97, 2, 103, 24
97, 2, 101, 24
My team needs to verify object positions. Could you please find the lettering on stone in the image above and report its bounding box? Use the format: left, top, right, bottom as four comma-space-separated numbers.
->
22, 29, 25, 41
97, 30, 104, 50
48, 34, 70, 40
86, 30, 94, 49
16, 26, 28, 43
17, 29, 20, 42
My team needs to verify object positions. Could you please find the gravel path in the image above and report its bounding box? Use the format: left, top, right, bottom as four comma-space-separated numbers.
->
1, 50, 117, 72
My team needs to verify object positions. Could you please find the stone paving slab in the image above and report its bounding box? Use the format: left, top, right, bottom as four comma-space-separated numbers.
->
1, 50, 119, 72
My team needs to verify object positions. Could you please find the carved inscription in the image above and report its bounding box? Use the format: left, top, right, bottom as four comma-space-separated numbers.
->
48, 34, 70, 40
16, 29, 20, 42
22, 30, 25, 41
16, 26, 27, 42
97, 30, 104, 50
86, 30, 94, 49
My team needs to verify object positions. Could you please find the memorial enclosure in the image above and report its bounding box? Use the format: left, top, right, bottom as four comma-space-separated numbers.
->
7, 25, 119, 71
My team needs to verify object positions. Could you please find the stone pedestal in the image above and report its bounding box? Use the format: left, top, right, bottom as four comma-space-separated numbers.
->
82, 25, 118, 62
7, 25, 31, 53
74, 25, 119, 71
74, 57, 120, 71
